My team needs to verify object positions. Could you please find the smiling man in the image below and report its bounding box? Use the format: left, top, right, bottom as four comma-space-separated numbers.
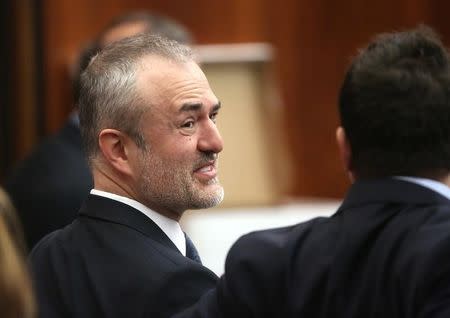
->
29, 34, 222, 318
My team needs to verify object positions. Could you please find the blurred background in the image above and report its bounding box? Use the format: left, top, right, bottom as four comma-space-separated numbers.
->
2, 0, 450, 273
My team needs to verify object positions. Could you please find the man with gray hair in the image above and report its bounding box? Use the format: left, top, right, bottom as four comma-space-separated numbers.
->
30, 34, 223, 318
6, 10, 194, 250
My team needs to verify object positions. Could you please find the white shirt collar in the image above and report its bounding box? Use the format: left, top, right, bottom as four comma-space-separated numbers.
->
394, 176, 450, 200
90, 189, 186, 256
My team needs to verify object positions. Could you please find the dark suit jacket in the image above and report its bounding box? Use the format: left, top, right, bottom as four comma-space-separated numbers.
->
176, 179, 450, 318
30, 195, 218, 318
5, 120, 92, 249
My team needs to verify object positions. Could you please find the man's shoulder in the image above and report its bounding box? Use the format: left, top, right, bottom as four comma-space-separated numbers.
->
29, 214, 211, 275
209, 217, 330, 317
233, 216, 329, 249
6, 127, 87, 190
29, 218, 218, 318
225, 216, 330, 274
29, 222, 78, 260
400, 204, 450, 256
22, 124, 81, 163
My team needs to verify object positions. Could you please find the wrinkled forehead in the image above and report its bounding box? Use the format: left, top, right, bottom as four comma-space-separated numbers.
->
137, 54, 204, 79
135, 55, 215, 107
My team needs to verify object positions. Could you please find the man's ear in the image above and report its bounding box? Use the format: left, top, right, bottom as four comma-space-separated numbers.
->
336, 126, 355, 181
98, 129, 133, 176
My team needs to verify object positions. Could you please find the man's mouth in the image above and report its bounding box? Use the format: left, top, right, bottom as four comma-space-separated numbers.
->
194, 161, 217, 180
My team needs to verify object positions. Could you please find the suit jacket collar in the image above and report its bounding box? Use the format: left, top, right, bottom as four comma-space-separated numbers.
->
339, 178, 450, 212
78, 194, 179, 253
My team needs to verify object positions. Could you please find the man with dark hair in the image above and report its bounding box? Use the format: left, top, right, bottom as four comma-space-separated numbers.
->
30, 34, 222, 318
5, 11, 194, 249
175, 26, 450, 318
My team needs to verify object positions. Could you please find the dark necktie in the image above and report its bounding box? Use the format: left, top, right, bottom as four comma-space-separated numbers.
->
185, 234, 202, 264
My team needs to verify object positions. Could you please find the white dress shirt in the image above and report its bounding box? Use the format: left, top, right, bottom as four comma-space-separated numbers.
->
394, 176, 450, 200
90, 189, 186, 256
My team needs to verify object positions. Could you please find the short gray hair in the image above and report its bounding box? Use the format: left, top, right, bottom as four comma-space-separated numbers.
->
78, 34, 193, 164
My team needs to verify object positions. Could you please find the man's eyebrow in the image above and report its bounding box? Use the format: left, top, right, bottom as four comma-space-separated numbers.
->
179, 103, 202, 112
179, 101, 221, 113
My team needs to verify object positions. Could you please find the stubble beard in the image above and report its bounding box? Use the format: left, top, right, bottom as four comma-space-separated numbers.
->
137, 150, 224, 215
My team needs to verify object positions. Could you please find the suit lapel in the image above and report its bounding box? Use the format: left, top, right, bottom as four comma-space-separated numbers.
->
78, 194, 179, 253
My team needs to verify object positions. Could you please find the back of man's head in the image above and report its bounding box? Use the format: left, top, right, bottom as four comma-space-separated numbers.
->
72, 10, 193, 107
339, 25, 450, 180
97, 11, 193, 47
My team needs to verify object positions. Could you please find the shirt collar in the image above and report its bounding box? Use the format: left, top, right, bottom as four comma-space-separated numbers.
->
394, 176, 450, 200
90, 189, 186, 256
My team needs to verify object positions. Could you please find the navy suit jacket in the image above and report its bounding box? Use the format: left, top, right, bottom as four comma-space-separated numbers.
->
5, 120, 92, 249
176, 179, 450, 318
30, 195, 218, 318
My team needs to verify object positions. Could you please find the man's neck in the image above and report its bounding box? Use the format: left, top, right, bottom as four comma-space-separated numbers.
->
92, 163, 184, 221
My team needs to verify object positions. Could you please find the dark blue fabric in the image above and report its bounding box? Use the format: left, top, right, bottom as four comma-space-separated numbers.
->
30, 195, 218, 318
5, 120, 92, 249
175, 178, 450, 318
185, 234, 202, 264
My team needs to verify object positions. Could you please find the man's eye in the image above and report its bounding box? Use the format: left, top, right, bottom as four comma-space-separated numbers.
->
182, 121, 195, 129
210, 112, 218, 123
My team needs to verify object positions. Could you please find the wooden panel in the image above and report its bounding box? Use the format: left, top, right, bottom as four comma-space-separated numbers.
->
32, 0, 445, 199
0, 0, 13, 180
3, 0, 40, 165
13, 0, 39, 158
268, 0, 433, 198
40, 0, 271, 134
429, 0, 450, 46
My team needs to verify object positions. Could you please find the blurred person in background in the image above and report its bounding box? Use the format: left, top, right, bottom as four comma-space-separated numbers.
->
0, 187, 35, 318
30, 34, 222, 318
0, 186, 28, 255
5, 10, 193, 249
174, 25, 450, 318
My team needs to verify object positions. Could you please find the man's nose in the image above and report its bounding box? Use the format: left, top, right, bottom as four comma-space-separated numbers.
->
197, 120, 223, 154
